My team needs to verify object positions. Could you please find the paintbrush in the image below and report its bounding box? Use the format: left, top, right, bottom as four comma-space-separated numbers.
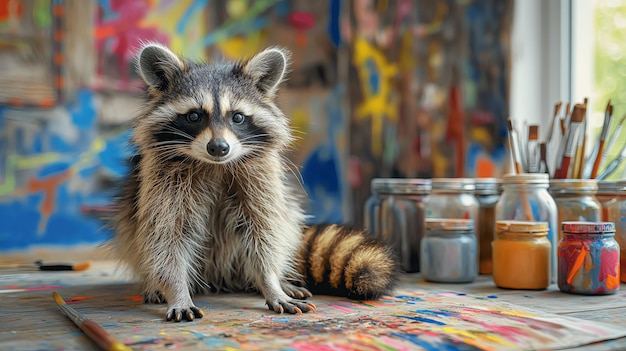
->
564, 102, 571, 128
540, 142, 549, 175
36, 260, 91, 271
556, 104, 585, 179
546, 102, 562, 146
527, 125, 540, 173
596, 141, 626, 180
599, 113, 626, 170
587, 102, 613, 178
507, 119, 524, 173
554, 118, 569, 178
52, 292, 132, 351
560, 117, 566, 136
573, 101, 588, 178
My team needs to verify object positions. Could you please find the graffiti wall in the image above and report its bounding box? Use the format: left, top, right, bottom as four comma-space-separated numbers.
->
0, 0, 512, 258
346, 0, 512, 226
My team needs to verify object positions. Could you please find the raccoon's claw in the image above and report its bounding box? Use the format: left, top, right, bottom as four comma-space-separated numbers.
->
165, 306, 204, 322
143, 291, 167, 304
266, 298, 316, 314
281, 282, 312, 299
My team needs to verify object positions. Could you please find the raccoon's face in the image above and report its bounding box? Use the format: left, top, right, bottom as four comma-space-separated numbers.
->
133, 44, 292, 165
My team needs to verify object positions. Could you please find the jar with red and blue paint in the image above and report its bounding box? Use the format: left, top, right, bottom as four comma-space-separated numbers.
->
558, 221, 620, 295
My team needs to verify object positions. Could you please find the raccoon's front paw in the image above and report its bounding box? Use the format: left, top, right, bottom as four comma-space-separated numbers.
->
143, 291, 167, 304
165, 305, 204, 322
266, 296, 316, 314
281, 282, 312, 299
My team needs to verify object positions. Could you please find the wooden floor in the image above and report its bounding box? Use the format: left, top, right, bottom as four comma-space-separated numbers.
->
1, 261, 625, 351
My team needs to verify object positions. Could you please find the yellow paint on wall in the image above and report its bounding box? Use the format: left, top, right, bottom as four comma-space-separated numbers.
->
142, 0, 207, 59
352, 37, 398, 156
217, 31, 267, 60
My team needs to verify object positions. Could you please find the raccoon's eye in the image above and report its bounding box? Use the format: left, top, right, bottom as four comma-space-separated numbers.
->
186, 111, 201, 123
232, 112, 245, 124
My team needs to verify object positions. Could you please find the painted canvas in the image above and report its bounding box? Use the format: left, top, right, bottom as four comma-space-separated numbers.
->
1, 263, 625, 351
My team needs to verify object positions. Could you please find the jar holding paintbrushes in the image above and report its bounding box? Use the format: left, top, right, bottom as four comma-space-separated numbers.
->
549, 179, 602, 242
495, 174, 558, 282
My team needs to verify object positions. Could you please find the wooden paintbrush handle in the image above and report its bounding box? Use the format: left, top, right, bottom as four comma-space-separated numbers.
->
80, 319, 117, 351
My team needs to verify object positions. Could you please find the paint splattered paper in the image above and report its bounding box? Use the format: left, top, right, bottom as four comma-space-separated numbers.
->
1, 263, 625, 351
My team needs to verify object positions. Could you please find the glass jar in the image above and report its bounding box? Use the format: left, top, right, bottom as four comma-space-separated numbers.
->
420, 219, 477, 283
558, 221, 620, 295
425, 178, 478, 221
474, 178, 501, 275
492, 221, 551, 290
597, 181, 618, 222
612, 181, 626, 283
495, 173, 558, 282
363, 178, 393, 237
550, 179, 602, 242
380, 179, 431, 273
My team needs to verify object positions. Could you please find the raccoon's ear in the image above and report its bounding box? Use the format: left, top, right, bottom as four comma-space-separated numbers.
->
137, 44, 184, 90
242, 47, 290, 97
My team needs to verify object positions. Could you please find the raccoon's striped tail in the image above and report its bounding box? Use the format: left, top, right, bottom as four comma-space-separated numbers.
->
298, 224, 397, 300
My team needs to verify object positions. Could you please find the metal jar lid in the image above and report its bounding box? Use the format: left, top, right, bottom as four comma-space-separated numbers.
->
549, 179, 598, 194
496, 220, 549, 234
370, 178, 396, 193
381, 178, 431, 195
431, 178, 475, 193
597, 181, 618, 195
426, 218, 474, 231
502, 173, 549, 185
474, 178, 501, 195
562, 221, 615, 234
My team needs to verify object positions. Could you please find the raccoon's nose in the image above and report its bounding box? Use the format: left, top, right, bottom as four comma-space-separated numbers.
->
207, 139, 230, 157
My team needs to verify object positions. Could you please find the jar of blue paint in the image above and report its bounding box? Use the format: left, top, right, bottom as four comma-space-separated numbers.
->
421, 218, 477, 283
496, 173, 558, 283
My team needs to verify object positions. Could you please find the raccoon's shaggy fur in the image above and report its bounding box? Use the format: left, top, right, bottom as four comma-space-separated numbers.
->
111, 44, 396, 322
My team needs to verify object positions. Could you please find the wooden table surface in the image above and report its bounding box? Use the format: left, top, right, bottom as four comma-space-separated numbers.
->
1, 261, 625, 351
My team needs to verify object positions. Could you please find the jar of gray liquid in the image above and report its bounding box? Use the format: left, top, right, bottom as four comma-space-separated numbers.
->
421, 219, 477, 283
380, 179, 431, 273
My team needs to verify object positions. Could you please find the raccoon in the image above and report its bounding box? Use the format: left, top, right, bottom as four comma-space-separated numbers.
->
111, 43, 397, 322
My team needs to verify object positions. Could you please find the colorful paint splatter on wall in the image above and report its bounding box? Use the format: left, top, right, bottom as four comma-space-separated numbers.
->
0, 90, 130, 252
346, 0, 513, 226
0, 0, 513, 254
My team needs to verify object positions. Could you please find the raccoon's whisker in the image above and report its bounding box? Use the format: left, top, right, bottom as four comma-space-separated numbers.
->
148, 143, 188, 151
238, 134, 273, 144
281, 156, 305, 191
154, 126, 195, 141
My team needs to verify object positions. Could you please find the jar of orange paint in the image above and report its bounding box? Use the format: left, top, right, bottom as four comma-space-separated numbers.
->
558, 221, 620, 295
492, 221, 551, 290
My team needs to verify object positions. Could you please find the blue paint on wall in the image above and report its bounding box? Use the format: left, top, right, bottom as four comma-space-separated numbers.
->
301, 84, 345, 224
0, 89, 125, 252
